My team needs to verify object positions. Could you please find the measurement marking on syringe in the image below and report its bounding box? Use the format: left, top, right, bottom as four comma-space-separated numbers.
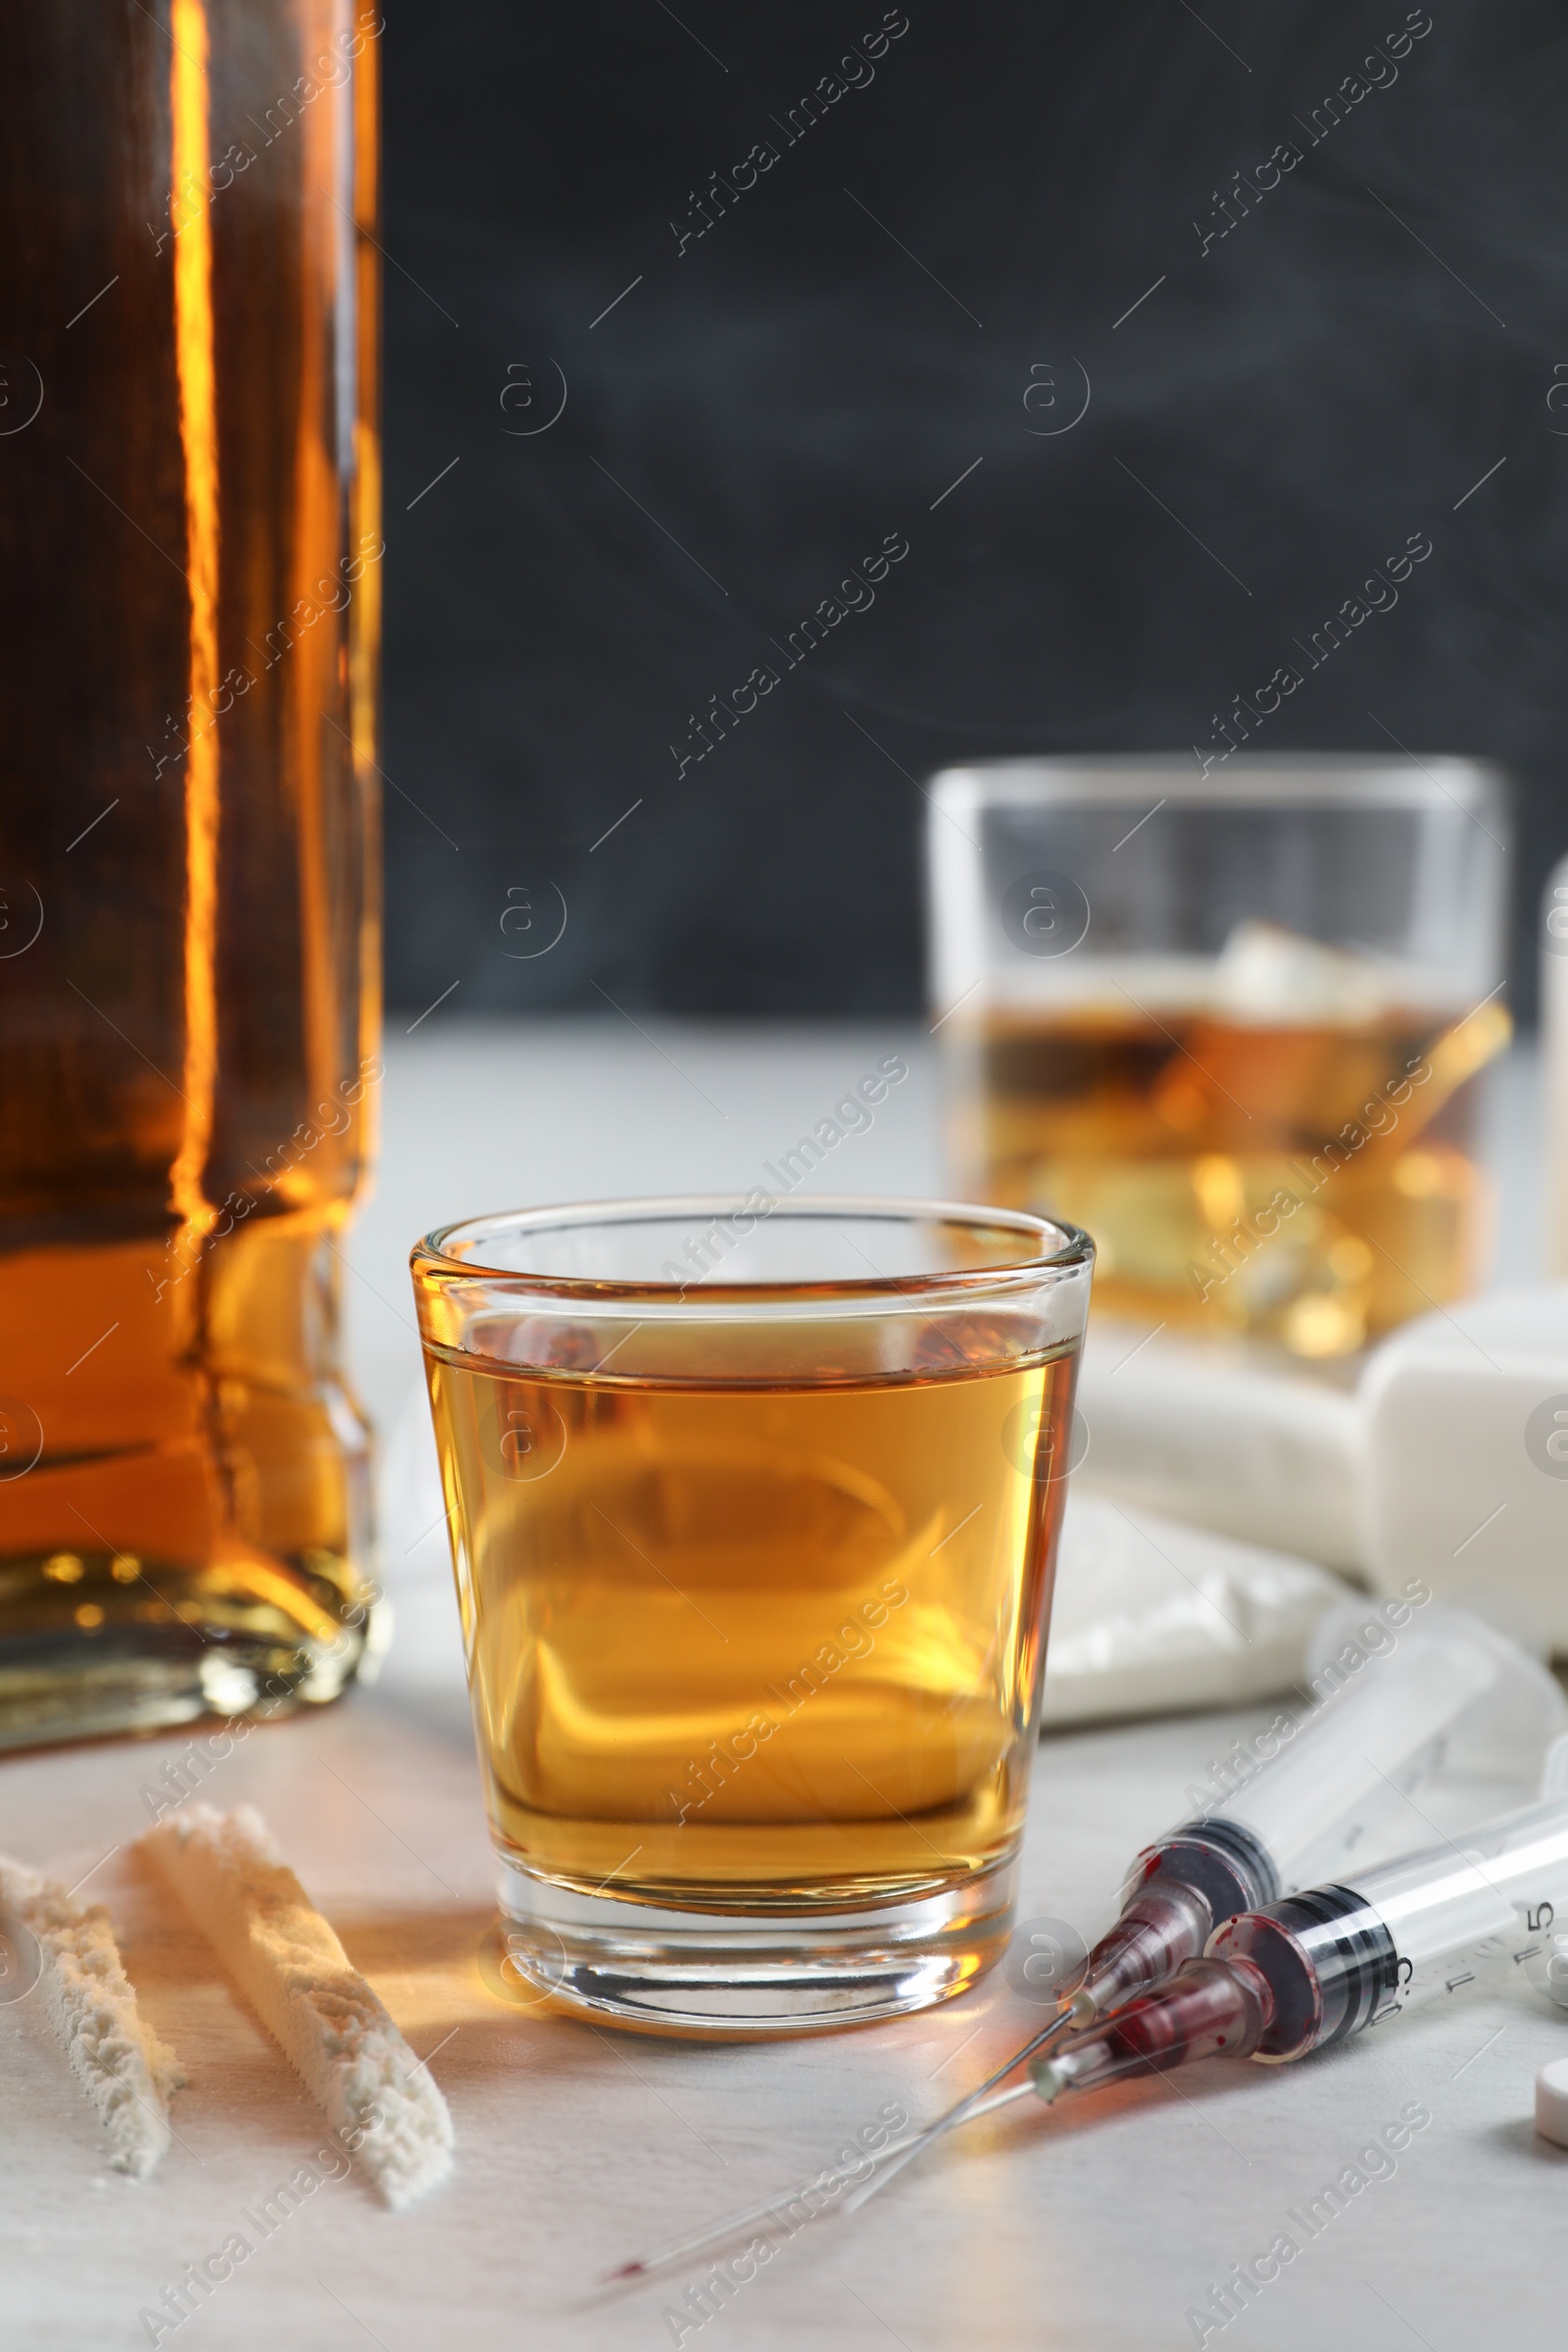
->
1451, 2024, 1505, 2078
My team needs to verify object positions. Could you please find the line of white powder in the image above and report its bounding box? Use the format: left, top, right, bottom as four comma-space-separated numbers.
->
0, 1854, 184, 2180
142, 1803, 454, 2210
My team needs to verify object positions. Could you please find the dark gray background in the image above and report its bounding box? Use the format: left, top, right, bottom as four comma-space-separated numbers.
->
380, 1, 1568, 1018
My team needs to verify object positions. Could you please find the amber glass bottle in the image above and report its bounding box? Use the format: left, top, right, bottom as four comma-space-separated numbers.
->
0, 3, 383, 1747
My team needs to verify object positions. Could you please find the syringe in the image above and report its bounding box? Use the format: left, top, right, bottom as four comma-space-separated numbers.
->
1521, 1736, 1568, 2014
842, 1600, 1562, 2213
607, 1787, 1568, 2300
1065, 1602, 1557, 2021
983, 1786, 1568, 2119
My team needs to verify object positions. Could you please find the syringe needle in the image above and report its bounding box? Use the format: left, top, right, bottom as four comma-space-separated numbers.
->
602, 2083, 1043, 2288
600, 2125, 934, 2285
838, 2007, 1080, 2216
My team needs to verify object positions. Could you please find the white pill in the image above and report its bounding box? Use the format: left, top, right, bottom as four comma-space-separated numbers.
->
1535, 2057, 1568, 2149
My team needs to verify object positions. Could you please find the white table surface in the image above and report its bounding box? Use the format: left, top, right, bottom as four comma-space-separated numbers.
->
3, 1020, 1558, 2352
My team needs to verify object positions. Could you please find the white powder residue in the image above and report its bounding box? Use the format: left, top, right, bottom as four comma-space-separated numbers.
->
142, 1803, 454, 2210
0, 1854, 184, 2180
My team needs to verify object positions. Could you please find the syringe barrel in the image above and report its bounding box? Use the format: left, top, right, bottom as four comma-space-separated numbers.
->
1064, 1607, 1559, 2036
1088, 1607, 1535, 2022
1194, 1604, 1542, 1897
1349, 1788, 1568, 2015
1210, 1893, 1397, 2062
1213, 1789, 1568, 2061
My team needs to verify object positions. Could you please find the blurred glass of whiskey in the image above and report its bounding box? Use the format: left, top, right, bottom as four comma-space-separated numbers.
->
927, 759, 1511, 1360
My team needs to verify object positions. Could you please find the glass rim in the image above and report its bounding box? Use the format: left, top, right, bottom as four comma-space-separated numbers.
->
928, 752, 1507, 812
412, 1193, 1094, 1306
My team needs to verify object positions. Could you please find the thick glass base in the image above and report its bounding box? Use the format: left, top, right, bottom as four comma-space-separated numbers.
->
0, 1552, 387, 1752
489, 1857, 1018, 2038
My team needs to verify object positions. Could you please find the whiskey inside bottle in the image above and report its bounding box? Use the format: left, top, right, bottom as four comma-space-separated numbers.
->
0, 3, 381, 1747
426, 1347, 1077, 1912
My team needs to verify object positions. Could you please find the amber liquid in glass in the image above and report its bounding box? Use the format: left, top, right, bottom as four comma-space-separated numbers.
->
425, 1347, 1077, 1912
0, 3, 381, 1744
955, 999, 1509, 1357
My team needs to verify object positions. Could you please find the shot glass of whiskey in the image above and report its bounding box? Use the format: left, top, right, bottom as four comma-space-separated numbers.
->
411, 1195, 1092, 2036
927, 757, 1511, 1358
